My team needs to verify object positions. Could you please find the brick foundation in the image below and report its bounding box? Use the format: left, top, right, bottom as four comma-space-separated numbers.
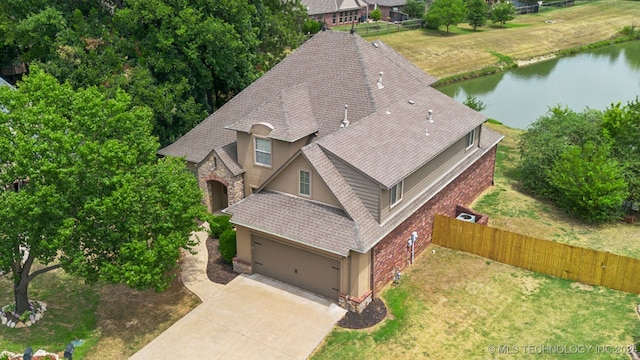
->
338, 290, 373, 313
232, 257, 252, 274
373, 147, 497, 294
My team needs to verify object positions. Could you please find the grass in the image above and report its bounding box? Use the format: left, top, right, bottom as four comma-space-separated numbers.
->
375, 0, 640, 79
0, 270, 99, 359
0, 262, 200, 359
4, 2, 640, 358
312, 246, 640, 359
475, 122, 640, 259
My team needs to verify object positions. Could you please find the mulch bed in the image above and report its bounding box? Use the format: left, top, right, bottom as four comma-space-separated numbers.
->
205, 236, 239, 285
337, 298, 387, 329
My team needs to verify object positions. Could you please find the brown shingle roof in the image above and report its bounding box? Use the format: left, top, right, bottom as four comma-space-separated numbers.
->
225, 84, 319, 142
318, 86, 486, 188
226, 125, 503, 255
225, 189, 358, 256
158, 31, 437, 164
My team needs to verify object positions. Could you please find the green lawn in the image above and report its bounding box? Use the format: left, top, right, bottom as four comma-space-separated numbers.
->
312, 246, 640, 359
0, 270, 100, 358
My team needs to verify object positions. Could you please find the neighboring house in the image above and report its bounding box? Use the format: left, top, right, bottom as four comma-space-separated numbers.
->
302, 0, 366, 28
364, 0, 409, 21
159, 31, 503, 312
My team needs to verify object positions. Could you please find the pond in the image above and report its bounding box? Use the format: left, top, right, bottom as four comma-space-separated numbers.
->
437, 41, 640, 129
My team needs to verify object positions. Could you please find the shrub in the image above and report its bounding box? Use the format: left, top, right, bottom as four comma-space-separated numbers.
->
219, 228, 237, 264
208, 215, 232, 238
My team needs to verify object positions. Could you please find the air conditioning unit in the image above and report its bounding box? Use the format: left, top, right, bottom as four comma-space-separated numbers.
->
456, 213, 476, 223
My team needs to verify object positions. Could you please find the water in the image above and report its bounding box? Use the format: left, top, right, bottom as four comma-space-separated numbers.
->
437, 41, 640, 129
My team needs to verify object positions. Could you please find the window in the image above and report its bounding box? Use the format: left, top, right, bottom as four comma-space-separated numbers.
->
255, 137, 272, 166
299, 170, 311, 196
466, 129, 475, 149
390, 181, 403, 207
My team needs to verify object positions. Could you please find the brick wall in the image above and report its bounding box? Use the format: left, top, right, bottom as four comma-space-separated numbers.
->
373, 146, 497, 294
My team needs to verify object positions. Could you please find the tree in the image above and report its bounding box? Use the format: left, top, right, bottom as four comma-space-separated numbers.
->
519, 106, 604, 198
602, 99, 640, 203
404, 0, 426, 19
547, 142, 628, 222
370, 7, 382, 22
467, 0, 489, 31
491, 1, 516, 28
424, 0, 467, 33
0, 69, 207, 315
0, 0, 308, 146
463, 94, 488, 112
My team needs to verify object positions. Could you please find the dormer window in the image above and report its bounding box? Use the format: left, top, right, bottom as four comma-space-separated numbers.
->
390, 180, 403, 207
466, 129, 475, 149
254, 137, 272, 166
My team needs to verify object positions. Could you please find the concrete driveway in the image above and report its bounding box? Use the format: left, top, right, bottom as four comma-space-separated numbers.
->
130, 229, 346, 359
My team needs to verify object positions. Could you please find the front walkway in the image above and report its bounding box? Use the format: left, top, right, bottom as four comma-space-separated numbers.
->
129, 228, 346, 359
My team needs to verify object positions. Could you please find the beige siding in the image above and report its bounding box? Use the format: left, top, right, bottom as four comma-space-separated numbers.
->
266, 155, 340, 207
380, 127, 480, 223
235, 225, 252, 262
236, 124, 309, 196
327, 152, 380, 221
348, 250, 371, 298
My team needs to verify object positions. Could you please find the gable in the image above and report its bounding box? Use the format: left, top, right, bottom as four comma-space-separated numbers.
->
265, 153, 341, 207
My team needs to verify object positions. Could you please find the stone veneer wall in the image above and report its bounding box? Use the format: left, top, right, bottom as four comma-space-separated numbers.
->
198, 152, 244, 212
372, 147, 497, 295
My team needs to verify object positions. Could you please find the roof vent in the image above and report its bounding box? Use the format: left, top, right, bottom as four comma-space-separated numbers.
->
428, 109, 434, 123
372, 41, 379, 48
340, 105, 349, 128
377, 72, 384, 89
385, 107, 390, 115
408, 100, 415, 105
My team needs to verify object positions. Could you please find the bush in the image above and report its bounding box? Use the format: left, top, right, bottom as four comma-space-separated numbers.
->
208, 215, 232, 238
219, 228, 237, 264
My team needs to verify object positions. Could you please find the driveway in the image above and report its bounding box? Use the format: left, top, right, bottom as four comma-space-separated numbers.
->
130, 229, 346, 359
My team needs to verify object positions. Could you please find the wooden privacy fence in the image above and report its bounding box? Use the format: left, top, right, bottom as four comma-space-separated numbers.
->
432, 214, 640, 295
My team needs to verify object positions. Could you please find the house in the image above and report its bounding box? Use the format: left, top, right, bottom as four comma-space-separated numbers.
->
159, 31, 503, 312
364, 0, 409, 22
301, 0, 366, 28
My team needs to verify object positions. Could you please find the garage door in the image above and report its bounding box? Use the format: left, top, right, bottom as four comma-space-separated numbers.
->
251, 235, 340, 300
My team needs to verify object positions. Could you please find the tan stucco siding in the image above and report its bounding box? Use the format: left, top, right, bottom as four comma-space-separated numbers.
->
236, 125, 309, 196
266, 154, 340, 207
326, 152, 380, 221
380, 129, 479, 223
235, 226, 252, 262
348, 250, 371, 298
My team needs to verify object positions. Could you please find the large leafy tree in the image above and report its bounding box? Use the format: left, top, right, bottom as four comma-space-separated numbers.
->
0, 69, 206, 315
520, 105, 636, 223
0, 0, 307, 146
467, 0, 489, 31
424, 0, 467, 33
404, 0, 426, 19
547, 142, 628, 222
519, 106, 603, 198
602, 99, 640, 203
490, 0, 516, 28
